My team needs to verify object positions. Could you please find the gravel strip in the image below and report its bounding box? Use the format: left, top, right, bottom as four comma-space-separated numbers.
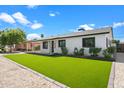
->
0, 55, 65, 88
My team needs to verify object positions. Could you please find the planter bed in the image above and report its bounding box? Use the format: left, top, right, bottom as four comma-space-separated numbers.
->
27, 52, 115, 62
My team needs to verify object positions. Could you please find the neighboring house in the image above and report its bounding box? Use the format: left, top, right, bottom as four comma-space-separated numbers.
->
118, 42, 124, 52
40, 27, 113, 56
15, 40, 41, 51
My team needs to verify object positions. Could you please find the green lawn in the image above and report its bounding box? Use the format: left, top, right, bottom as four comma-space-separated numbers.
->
5, 54, 112, 88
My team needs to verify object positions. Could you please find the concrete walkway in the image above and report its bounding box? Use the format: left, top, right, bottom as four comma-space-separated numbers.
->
116, 53, 124, 63
113, 53, 124, 88
109, 53, 124, 88
0, 55, 66, 88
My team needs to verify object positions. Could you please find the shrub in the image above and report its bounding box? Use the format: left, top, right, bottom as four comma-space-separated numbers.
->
103, 47, 115, 58
0, 47, 6, 53
89, 47, 94, 56
107, 46, 115, 54
79, 48, 84, 56
89, 47, 101, 56
61, 47, 68, 55
74, 47, 79, 56
103, 49, 112, 58
33, 45, 40, 51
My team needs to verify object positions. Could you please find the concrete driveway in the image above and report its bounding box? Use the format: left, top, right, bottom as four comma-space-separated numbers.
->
112, 53, 124, 88
116, 53, 124, 63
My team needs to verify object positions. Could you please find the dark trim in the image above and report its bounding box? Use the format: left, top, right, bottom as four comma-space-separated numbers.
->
58, 40, 66, 47
51, 41, 54, 53
43, 41, 48, 49
82, 37, 95, 48
40, 32, 110, 41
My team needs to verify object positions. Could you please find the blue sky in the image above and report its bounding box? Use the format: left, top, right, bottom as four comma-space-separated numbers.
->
0, 5, 124, 41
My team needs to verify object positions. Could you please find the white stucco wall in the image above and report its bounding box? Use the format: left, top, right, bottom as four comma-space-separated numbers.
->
40, 32, 112, 56
53, 34, 109, 56
40, 41, 50, 54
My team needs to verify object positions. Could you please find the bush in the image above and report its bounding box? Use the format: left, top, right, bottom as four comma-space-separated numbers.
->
74, 47, 79, 56
33, 45, 40, 51
61, 47, 68, 55
107, 46, 115, 54
103, 49, 112, 58
0, 47, 6, 53
89, 47, 101, 56
89, 47, 94, 56
103, 47, 115, 58
79, 48, 84, 56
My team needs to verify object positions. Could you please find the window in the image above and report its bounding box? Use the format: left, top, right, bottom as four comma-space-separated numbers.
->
82, 37, 95, 47
58, 40, 66, 47
43, 41, 48, 49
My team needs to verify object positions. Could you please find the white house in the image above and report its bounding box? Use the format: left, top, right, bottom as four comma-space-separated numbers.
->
40, 27, 113, 56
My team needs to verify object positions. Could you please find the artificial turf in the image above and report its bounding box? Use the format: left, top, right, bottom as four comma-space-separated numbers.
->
5, 54, 112, 88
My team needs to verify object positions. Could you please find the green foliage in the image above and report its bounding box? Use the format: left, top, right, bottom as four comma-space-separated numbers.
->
0, 31, 8, 47
107, 47, 115, 54
103, 47, 115, 58
78, 48, 84, 56
74, 47, 79, 56
103, 49, 112, 58
33, 45, 40, 51
61, 47, 68, 55
4, 28, 26, 45
0, 28, 26, 52
89, 47, 101, 56
0, 47, 6, 53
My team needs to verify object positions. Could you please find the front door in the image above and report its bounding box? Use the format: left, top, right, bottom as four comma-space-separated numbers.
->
51, 41, 54, 53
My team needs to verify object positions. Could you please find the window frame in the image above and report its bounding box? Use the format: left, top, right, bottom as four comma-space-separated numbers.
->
82, 37, 95, 48
43, 41, 48, 49
58, 40, 66, 47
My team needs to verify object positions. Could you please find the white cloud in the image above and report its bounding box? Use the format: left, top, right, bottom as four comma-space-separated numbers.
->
49, 11, 60, 17
27, 33, 41, 40
12, 12, 31, 25
49, 13, 56, 17
27, 5, 39, 9
30, 22, 43, 30
89, 24, 95, 27
12, 12, 43, 30
79, 24, 95, 30
113, 22, 124, 28
0, 13, 15, 24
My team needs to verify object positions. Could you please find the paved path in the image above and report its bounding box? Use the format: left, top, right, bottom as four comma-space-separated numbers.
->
116, 53, 124, 63
0, 55, 64, 88
108, 53, 124, 88
113, 53, 124, 88
114, 62, 124, 88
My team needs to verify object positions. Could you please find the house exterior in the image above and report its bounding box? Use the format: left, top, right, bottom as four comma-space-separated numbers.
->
118, 42, 124, 52
40, 27, 113, 56
15, 40, 41, 51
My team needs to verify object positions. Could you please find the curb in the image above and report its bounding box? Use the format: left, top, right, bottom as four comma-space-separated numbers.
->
2, 56, 69, 88
107, 62, 115, 88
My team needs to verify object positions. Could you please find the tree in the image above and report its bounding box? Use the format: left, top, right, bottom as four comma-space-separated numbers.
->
0, 31, 8, 48
41, 34, 44, 38
1, 28, 26, 52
